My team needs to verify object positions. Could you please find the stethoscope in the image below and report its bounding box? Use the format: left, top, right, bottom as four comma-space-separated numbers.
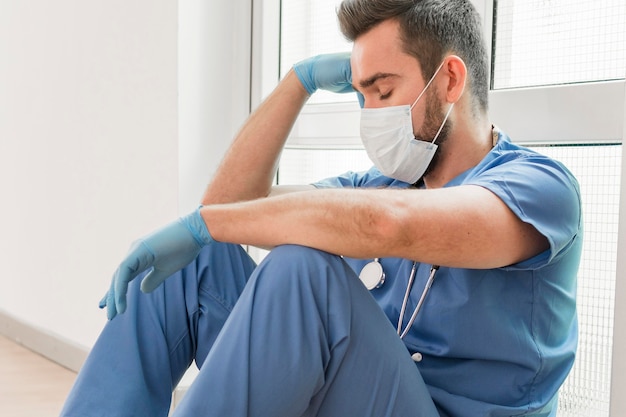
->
359, 258, 439, 339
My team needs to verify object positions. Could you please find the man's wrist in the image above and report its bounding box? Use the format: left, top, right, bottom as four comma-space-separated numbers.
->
182, 207, 213, 246
288, 68, 314, 97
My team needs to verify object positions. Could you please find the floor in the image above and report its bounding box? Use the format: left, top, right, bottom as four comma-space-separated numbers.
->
0, 335, 77, 417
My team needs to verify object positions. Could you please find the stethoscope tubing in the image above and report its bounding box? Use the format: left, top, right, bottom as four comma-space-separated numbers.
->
359, 258, 439, 340
398, 264, 439, 339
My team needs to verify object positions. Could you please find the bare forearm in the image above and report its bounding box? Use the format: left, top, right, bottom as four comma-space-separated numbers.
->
199, 186, 549, 269
200, 188, 428, 264
201, 70, 310, 205
201, 188, 392, 258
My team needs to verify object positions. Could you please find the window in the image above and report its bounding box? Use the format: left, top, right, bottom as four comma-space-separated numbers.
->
492, 0, 626, 89
527, 143, 620, 417
280, 0, 352, 104
277, 0, 365, 183
491, 2, 625, 416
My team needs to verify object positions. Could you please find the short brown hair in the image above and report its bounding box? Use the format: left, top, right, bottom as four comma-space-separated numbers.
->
337, 0, 489, 112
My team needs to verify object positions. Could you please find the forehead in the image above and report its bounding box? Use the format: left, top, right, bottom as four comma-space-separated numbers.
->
350, 19, 421, 85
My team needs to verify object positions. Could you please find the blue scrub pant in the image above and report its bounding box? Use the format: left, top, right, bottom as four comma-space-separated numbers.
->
60, 243, 439, 417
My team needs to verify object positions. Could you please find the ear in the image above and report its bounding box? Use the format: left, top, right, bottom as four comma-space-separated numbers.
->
441, 55, 467, 104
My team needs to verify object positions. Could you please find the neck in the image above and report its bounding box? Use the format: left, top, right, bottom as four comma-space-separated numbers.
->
423, 112, 493, 189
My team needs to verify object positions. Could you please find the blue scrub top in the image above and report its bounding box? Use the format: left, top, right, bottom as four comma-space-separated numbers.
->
313, 129, 582, 416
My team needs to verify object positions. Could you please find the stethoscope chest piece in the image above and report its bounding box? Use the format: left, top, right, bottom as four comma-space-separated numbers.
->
359, 258, 385, 290
359, 257, 439, 339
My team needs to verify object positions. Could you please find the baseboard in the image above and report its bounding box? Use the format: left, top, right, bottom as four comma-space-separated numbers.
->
0, 308, 195, 413
0, 309, 88, 373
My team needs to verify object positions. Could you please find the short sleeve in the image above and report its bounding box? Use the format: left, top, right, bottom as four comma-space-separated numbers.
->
465, 152, 582, 270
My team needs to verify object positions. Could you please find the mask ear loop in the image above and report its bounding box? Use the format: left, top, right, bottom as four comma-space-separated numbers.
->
410, 59, 447, 111
408, 59, 452, 146
430, 102, 455, 145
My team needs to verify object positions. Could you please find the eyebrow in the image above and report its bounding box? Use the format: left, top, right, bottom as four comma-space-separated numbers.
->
354, 72, 398, 91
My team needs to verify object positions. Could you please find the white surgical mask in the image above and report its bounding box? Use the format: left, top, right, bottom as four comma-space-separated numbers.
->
360, 60, 454, 184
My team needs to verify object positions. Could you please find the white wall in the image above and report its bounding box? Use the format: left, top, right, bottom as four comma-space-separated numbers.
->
0, 0, 179, 350
0, 0, 253, 354
178, 0, 252, 212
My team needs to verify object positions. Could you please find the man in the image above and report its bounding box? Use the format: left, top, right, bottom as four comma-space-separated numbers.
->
61, 0, 581, 416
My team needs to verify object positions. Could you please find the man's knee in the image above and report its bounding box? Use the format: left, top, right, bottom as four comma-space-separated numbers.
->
250, 244, 356, 306
259, 245, 343, 282
265, 244, 338, 265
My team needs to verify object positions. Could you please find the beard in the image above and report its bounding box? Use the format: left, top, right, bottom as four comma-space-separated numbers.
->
413, 88, 452, 179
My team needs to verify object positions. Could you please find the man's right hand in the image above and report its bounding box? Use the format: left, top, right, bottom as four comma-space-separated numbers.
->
293, 52, 356, 95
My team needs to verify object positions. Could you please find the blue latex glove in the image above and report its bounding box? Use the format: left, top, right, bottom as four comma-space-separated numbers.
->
293, 52, 365, 107
294, 52, 356, 94
99, 208, 213, 320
